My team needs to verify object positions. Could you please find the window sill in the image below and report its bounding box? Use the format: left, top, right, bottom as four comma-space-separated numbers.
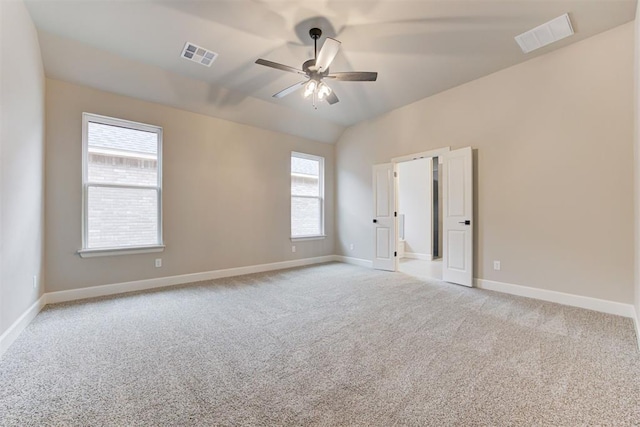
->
290, 235, 326, 241
78, 245, 165, 258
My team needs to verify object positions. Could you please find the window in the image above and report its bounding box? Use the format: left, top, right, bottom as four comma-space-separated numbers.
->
80, 113, 163, 256
291, 152, 324, 238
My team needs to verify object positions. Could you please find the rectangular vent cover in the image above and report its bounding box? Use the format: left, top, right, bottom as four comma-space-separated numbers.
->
515, 13, 574, 54
181, 42, 218, 67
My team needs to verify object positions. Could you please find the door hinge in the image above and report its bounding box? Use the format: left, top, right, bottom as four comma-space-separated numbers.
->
394, 171, 397, 178
394, 251, 397, 257
394, 212, 397, 217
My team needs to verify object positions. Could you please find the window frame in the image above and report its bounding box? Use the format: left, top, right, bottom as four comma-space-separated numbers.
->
78, 113, 164, 258
290, 151, 325, 240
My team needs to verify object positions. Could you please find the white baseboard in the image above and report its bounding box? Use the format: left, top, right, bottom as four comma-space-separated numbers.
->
0, 295, 46, 359
403, 252, 432, 261
334, 255, 373, 268
47, 255, 336, 304
4, 259, 637, 359
474, 278, 635, 318
3, 256, 336, 357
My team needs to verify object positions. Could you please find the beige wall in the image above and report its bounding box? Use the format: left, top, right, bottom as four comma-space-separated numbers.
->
45, 79, 334, 292
336, 23, 635, 303
0, 1, 46, 335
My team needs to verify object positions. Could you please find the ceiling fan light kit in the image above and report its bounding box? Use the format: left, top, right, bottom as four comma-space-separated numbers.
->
255, 27, 378, 109
316, 82, 332, 100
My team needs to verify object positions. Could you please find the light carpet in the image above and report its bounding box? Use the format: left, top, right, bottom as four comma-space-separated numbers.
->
1, 262, 639, 426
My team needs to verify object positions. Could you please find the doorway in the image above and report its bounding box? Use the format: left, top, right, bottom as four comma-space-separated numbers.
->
396, 156, 443, 281
372, 146, 474, 287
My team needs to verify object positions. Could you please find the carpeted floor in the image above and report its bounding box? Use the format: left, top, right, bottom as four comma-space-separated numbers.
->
1, 262, 639, 426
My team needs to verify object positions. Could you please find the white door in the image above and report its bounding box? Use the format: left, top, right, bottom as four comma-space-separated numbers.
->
372, 163, 396, 271
442, 147, 473, 287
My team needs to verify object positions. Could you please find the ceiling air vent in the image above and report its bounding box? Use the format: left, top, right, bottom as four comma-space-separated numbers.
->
515, 13, 574, 54
181, 42, 218, 67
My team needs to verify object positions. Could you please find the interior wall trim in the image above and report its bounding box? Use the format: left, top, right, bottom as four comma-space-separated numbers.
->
474, 278, 636, 319
46, 255, 336, 305
3, 259, 638, 358
0, 255, 335, 358
0, 295, 47, 359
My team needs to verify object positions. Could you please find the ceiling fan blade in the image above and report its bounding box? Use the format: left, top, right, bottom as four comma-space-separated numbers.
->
326, 91, 339, 105
327, 72, 378, 81
273, 81, 307, 99
255, 59, 306, 76
315, 38, 341, 71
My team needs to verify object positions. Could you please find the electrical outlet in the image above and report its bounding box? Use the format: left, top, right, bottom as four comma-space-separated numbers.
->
291, 245, 296, 253
155, 258, 162, 268
32, 275, 37, 290
349, 243, 354, 250
493, 261, 501, 271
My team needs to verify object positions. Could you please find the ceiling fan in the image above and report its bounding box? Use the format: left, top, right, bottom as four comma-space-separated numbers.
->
255, 27, 378, 108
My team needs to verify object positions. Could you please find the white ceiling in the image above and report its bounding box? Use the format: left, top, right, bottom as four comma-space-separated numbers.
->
26, 0, 637, 143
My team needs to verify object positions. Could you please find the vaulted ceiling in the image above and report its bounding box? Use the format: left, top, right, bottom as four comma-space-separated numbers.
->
26, 0, 637, 143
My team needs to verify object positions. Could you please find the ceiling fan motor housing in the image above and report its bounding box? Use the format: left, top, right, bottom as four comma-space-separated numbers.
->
302, 59, 328, 79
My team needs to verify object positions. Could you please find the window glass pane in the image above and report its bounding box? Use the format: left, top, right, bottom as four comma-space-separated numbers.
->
291, 196, 321, 237
291, 156, 319, 176
87, 186, 158, 248
291, 174, 319, 197
87, 122, 158, 185
291, 156, 319, 196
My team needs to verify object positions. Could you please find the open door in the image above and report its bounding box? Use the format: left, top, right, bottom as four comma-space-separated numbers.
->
442, 147, 473, 287
372, 163, 396, 271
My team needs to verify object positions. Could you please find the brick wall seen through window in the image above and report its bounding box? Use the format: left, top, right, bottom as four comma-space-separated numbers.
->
82, 114, 162, 250
291, 153, 324, 237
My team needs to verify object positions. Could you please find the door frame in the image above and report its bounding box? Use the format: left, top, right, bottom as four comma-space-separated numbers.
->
391, 147, 451, 272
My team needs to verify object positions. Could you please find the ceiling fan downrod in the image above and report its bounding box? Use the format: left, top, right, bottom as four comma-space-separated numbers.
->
308, 27, 322, 108
309, 28, 322, 60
